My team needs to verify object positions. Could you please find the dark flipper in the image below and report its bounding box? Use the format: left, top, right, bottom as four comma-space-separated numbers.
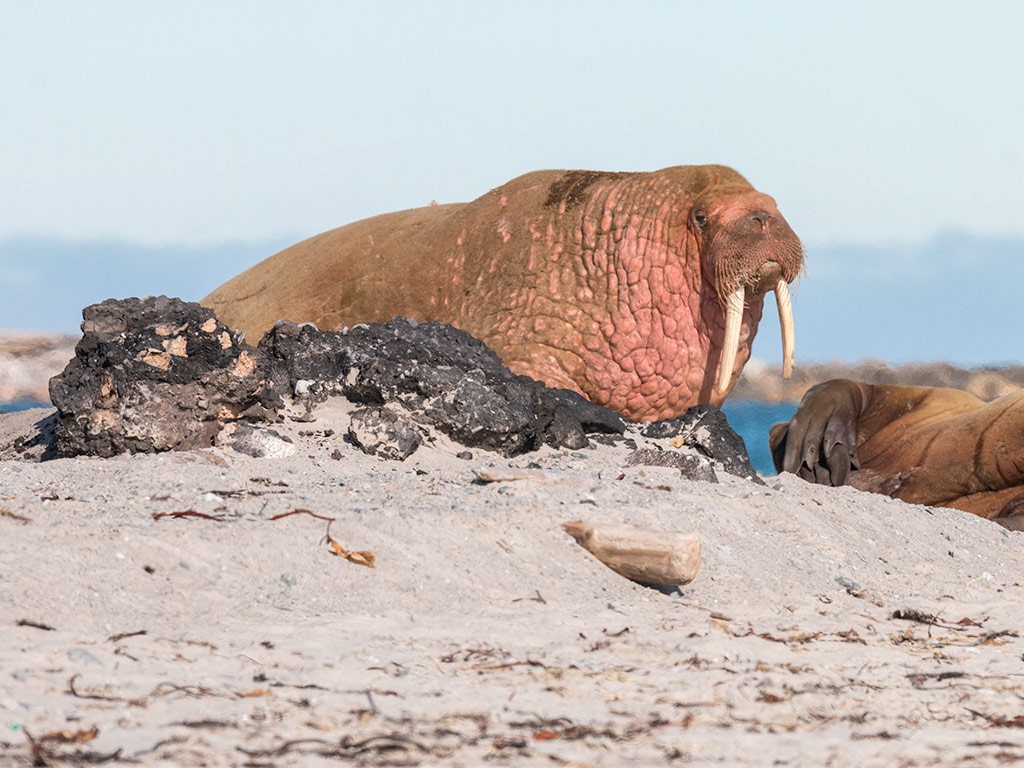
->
769, 379, 864, 487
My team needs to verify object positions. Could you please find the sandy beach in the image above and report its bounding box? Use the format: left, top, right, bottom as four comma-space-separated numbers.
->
2, 394, 1022, 767
5, 1, 1024, 764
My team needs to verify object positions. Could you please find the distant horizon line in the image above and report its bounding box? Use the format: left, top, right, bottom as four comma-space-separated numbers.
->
0, 324, 1017, 371
2, 227, 1023, 252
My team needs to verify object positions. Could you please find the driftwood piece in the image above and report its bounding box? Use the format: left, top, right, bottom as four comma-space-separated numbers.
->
562, 521, 701, 587
472, 467, 562, 485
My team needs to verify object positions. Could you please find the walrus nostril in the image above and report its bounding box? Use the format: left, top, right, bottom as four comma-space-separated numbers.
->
750, 211, 771, 226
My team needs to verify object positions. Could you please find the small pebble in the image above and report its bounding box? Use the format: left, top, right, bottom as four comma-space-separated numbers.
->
835, 576, 861, 592
68, 648, 103, 667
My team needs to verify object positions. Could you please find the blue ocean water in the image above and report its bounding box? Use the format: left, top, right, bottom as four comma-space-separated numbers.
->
0, 398, 47, 414
0, 397, 794, 476
720, 399, 798, 477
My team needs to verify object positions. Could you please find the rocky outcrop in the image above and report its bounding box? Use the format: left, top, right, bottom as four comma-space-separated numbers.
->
640, 405, 762, 483
48, 297, 271, 457
624, 448, 719, 484
258, 317, 627, 456
34, 297, 760, 479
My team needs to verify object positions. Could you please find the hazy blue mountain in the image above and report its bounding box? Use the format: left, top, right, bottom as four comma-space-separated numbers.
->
0, 235, 298, 333
783, 231, 1022, 365
1, 231, 1020, 365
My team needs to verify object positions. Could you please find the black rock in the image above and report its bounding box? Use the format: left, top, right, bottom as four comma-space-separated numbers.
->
347, 406, 423, 461
259, 318, 626, 457
49, 297, 272, 457
45, 298, 759, 472
625, 448, 719, 483
640, 404, 764, 484
47, 300, 630, 459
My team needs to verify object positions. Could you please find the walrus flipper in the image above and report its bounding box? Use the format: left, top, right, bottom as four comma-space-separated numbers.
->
773, 382, 1024, 523
769, 379, 865, 486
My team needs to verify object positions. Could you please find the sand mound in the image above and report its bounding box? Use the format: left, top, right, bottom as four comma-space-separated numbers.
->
2, 400, 1022, 766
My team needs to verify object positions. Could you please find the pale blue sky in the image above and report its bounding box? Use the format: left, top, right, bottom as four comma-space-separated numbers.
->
2, 1, 1023, 366
3, 0, 1022, 245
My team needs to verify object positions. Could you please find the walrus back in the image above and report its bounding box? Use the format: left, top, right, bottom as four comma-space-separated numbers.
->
202, 203, 465, 342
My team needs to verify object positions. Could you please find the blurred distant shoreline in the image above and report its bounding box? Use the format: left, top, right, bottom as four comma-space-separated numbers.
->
2, 331, 1023, 408
733, 358, 1024, 403
0, 332, 78, 404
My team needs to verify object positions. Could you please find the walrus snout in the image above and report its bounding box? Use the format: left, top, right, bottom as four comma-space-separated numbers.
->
716, 272, 795, 395
708, 196, 803, 398
749, 260, 783, 293
713, 225, 802, 396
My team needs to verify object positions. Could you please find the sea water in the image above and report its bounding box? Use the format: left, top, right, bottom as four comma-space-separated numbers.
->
0, 398, 797, 477
0, 398, 47, 414
720, 400, 798, 477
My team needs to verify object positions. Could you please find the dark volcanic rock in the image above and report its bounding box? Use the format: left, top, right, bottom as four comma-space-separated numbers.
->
49, 297, 271, 457
347, 406, 424, 461
625, 448, 719, 484
640, 405, 764, 484
45, 298, 758, 474
47, 301, 628, 459
259, 318, 626, 456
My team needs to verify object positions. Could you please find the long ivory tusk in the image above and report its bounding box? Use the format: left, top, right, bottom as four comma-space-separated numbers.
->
717, 287, 745, 394
775, 278, 795, 379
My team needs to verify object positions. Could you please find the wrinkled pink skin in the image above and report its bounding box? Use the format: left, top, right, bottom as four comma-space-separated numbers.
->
204, 166, 804, 421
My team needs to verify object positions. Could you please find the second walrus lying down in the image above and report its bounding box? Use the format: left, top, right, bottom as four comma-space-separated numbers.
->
203, 165, 804, 421
771, 379, 1024, 529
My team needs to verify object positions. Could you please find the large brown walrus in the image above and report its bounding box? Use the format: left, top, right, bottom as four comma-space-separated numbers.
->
203, 166, 804, 421
770, 379, 1024, 529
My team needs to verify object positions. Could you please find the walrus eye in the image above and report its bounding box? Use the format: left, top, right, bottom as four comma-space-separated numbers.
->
693, 210, 708, 228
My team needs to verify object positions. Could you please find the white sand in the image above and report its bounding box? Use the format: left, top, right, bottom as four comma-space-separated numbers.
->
1, 399, 1023, 766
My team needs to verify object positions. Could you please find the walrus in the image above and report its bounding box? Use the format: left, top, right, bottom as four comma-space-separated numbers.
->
770, 379, 1024, 530
203, 166, 804, 421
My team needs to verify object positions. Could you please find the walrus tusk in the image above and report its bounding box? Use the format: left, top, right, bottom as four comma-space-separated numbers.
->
717, 287, 745, 394
775, 277, 795, 379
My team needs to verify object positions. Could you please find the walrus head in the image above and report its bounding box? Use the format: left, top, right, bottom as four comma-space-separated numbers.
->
550, 166, 805, 417
691, 182, 803, 395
